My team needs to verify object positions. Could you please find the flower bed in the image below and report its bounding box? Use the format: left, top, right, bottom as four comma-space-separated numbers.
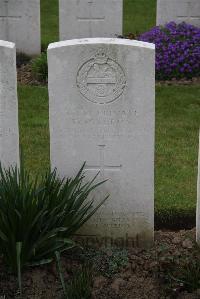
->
0, 229, 199, 298
139, 22, 200, 80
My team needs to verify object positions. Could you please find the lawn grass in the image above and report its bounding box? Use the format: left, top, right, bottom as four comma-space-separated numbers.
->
155, 85, 200, 228
18, 85, 50, 175
123, 0, 156, 35
41, 0, 59, 48
18, 84, 200, 228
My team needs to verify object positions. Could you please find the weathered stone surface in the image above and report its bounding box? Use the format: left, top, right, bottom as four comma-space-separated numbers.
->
0, 40, 19, 168
157, 0, 200, 27
48, 38, 155, 248
59, 0, 123, 40
0, 0, 40, 55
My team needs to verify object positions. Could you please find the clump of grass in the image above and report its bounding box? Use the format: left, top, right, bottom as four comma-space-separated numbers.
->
156, 243, 200, 295
169, 258, 200, 293
55, 251, 93, 299
65, 264, 93, 299
31, 52, 48, 83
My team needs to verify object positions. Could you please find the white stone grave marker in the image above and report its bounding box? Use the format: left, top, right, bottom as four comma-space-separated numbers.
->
59, 0, 123, 40
157, 0, 200, 27
48, 38, 155, 247
0, 0, 41, 55
0, 40, 19, 168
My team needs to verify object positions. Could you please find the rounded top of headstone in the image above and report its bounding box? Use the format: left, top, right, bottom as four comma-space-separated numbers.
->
48, 38, 155, 51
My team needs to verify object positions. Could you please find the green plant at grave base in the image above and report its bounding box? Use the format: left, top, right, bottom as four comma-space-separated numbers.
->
55, 252, 93, 299
31, 52, 48, 83
84, 248, 129, 278
177, 262, 200, 292
0, 160, 108, 294
168, 258, 200, 293
106, 249, 129, 276
65, 265, 93, 299
155, 244, 200, 294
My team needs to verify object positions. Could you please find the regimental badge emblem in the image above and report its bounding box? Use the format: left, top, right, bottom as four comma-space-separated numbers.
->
76, 49, 126, 104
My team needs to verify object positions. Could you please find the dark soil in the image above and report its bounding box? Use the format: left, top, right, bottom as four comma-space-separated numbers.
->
1, 229, 200, 299
157, 77, 200, 86
17, 64, 46, 86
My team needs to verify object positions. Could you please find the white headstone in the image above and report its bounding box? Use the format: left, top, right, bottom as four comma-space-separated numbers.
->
0, 40, 19, 168
157, 0, 200, 27
48, 38, 155, 248
0, 0, 41, 56
197, 130, 200, 244
59, 0, 123, 40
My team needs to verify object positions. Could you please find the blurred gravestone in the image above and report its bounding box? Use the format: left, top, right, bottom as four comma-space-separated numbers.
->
157, 0, 200, 27
59, 0, 123, 40
0, 0, 41, 55
0, 40, 19, 168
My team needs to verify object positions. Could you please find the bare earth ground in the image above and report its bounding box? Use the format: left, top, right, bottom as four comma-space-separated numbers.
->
18, 64, 46, 86
1, 229, 200, 299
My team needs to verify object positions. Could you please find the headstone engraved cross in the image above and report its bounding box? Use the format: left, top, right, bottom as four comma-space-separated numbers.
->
77, 0, 105, 32
85, 145, 122, 179
0, 0, 41, 55
59, 0, 123, 40
157, 0, 200, 27
177, 1, 200, 22
76, 0, 105, 37
0, 1, 22, 19
0, 0, 22, 37
0, 0, 21, 40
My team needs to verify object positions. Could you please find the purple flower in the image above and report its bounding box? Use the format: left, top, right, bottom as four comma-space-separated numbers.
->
139, 22, 200, 80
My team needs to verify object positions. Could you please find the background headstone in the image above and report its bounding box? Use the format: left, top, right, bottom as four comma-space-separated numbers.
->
157, 0, 200, 27
0, 40, 19, 168
59, 0, 123, 40
196, 130, 200, 244
48, 38, 155, 247
0, 0, 41, 56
